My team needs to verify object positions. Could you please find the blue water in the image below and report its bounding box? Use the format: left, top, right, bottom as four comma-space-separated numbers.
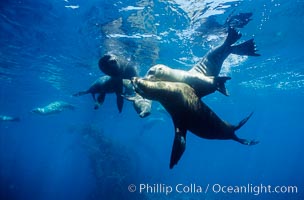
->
1, 0, 303, 200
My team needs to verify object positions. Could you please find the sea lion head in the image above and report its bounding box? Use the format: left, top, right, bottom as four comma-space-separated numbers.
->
145, 64, 171, 80
31, 108, 44, 114
98, 54, 121, 77
131, 77, 179, 102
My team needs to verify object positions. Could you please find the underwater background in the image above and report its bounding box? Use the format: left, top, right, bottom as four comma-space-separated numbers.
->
0, 0, 303, 199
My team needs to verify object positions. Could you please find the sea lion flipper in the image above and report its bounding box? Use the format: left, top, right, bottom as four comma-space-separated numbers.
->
95, 93, 105, 110
231, 39, 260, 56
232, 112, 259, 145
72, 90, 88, 97
170, 126, 186, 169
224, 27, 242, 46
233, 112, 254, 131
116, 93, 124, 113
122, 95, 136, 101
215, 76, 231, 96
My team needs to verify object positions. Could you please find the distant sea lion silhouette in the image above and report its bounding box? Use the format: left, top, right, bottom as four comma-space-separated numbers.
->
145, 27, 259, 97
132, 77, 258, 169
0, 115, 20, 122
73, 75, 123, 112
197, 12, 253, 34
31, 101, 75, 115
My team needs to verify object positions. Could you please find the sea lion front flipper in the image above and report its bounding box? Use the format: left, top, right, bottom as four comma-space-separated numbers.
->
72, 90, 89, 97
122, 95, 136, 101
95, 93, 105, 110
116, 92, 124, 113
170, 126, 187, 169
215, 76, 231, 96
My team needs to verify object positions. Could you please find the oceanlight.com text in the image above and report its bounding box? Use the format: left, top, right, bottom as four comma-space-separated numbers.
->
212, 183, 298, 196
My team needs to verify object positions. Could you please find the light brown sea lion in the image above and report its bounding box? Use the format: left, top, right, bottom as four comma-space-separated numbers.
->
131, 77, 258, 169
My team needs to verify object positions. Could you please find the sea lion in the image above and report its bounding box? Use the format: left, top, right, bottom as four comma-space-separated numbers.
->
73, 75, 123, 112
98, 54, 152, 117
189, 27, 260, 77
98, 53, 137, 79
145, 27, 259, 97
145, 64, 231, 97
0, 115, 20, 122
31, 101, 75, 115
123, 93, 152, 118
122, 79, 152, 118
131, 77, 258, 169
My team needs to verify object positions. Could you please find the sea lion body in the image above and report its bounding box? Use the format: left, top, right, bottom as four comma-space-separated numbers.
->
145, 64, 230, 97
132, 78, 258, 169
0, 115, 20, 122
31, 101, 75, 115
73, 75, 123, 112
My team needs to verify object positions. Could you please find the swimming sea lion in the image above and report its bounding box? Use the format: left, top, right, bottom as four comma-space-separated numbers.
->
122, 79, 152, 118
123, 93, 152, 118
98, 53, 152, 117
73, 75, 123, 112
145, 27, 259, 97
189, 27, 260, 76
131, 77, 259, 169
31, 101, 75, 115
0, 115, 20, 122
145, 64, 231, 97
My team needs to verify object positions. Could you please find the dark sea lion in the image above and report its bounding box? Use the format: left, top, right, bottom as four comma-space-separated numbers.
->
98, 54, 138, 79
98, 53, 152, 117
31, 101, 75, 115
189, 27, 260, 77
145, 64, 231, 97
73, 75, 123, 112
0, 115, 20, 122
132, 77, 258, 169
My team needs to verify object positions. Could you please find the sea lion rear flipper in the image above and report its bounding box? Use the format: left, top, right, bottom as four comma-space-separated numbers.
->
116, 93, 124, 113
231, 39, 260, 56
233, 112, 254, 131
215, 76, 231, 96
232, 112, 259, 145
224, 27, 242, 46
170, 126, 187, 169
